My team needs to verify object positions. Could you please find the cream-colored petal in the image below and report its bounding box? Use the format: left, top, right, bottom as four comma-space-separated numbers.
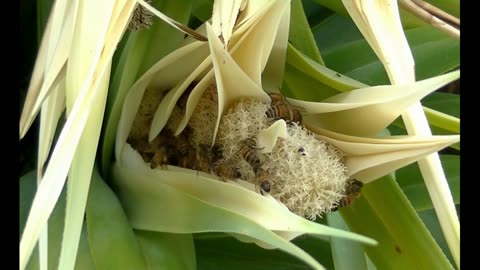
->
256, 120, 288, 153
207, 23, 270, 143
308, 125, 459, 183
229, 0, 289, 87
149, 52, 212, 141
212, 0, 248, 48
114, 147, 375, 246
288, 70, 459, 136
174, 70, 215, 136
115, 41, 209, 160
20, 1, 76, 138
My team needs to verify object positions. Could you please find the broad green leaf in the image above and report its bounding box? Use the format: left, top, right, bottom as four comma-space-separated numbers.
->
319, 24, 459, 86
192, 0, 214, 21
396, 155, 459, 211
340, 175, 454, 270
86, 167, 146, 270
327, 212, 368, 270
423, 92, 459, 118
301, 0, 335, 27
418, 208, 457, 266
283, 43, 366, 101
311, 13, 364, 56
36, 0, 54, 41
289, 0, 324, 64
421, 0, 459, 18
20, 171, 94, 270
194, 233, 334, 270
135, 231, 196, 270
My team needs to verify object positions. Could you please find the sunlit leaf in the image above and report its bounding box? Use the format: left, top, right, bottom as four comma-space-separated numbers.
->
86, 167, 146, 270
341, 176, 454, 270
194, 233, 334, 270
396, 154, 459, 211
135, 231, 196, 270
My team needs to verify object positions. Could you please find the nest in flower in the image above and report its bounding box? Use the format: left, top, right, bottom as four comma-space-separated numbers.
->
128, 84, 349, 219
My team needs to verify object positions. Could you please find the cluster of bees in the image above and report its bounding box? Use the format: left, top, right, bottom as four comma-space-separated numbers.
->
128, 90, 363, 210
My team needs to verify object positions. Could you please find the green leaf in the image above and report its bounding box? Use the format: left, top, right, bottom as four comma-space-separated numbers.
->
20, 171, 94, 270
327, 212, 368, 270
289, 0, 324, 64
194, 233, 334, 270
283, 43, 366, 101
192, 0, 213, 22
340, 175, 454, 270
314, 17, 459, 86
423, 0, 459, 18
423, 92, 460, 118
36, 0, 55, 41
135, 231, 196, 270
86, 167, 147, 270
301, 0, 335, 27
418, 208, 458, 266
396, 155, 459, 211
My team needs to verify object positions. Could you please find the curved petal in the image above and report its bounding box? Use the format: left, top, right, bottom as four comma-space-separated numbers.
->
115, 41, 209, 161
308, 125, 460, 183
112, 149, 375, 245
288, 70, 459, 136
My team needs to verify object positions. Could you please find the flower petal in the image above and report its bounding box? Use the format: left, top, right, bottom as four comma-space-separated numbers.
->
308, 126, 459, 183
288, 70, 459, 136
115, 41, 209, 161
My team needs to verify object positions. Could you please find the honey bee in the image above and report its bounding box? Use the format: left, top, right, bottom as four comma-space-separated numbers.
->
332, 179, 363, 211
266, 103, 302, 124
195, 144, 214, 172
175, 133, 197, 169
239, 138, 263, 172
268, 92, 286, 106
266, 92, 302, 124
255, 168, 271, 195
212, 161, 241, 180
150, 145, 171, 169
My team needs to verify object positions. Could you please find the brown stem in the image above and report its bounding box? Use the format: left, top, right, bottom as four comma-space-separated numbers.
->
399, 0, 459, 39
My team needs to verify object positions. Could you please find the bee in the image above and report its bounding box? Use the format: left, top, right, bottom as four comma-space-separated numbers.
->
268, 92, 287, 106
212, 161, 241, 180
255, 168, 271, 195
239, 138, 263, 173
266, 92, 302, 124
150, 145, 171, 169
332, 179, 363, 211
195, 144, 215, 172
266, 103, 302, 124
171, 131, 197, 169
